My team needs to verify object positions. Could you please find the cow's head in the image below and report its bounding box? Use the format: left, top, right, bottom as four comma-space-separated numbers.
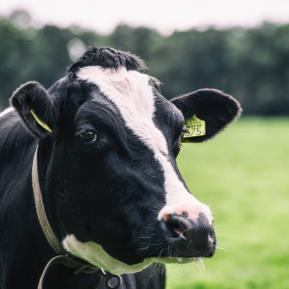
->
11, 48, 241, 274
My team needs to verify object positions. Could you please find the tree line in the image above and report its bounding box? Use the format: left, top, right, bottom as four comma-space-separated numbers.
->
1, 10, 289, 115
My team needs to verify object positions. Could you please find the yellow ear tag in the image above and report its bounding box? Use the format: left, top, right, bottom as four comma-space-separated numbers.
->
183, 115, 206, 139
30, 110, 53, 133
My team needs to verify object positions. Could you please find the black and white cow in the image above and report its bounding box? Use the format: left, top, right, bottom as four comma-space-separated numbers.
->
0, 48, 241, 289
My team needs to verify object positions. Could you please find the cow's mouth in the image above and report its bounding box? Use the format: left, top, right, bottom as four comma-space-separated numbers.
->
141, 231, 217, 260
63, 234, 211, 275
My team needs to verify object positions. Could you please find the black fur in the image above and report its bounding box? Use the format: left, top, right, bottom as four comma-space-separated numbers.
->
10, 81, 56, 138
68, 47, 146, 74
0, 47, 241, 289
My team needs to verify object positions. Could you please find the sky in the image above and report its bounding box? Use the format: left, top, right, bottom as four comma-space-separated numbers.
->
1, 0, 289, 34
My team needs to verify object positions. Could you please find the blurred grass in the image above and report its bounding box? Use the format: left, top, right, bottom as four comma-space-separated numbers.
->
167, 118, 289, 289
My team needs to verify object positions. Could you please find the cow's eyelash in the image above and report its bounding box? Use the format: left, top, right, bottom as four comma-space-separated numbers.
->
78, 130, 98, 143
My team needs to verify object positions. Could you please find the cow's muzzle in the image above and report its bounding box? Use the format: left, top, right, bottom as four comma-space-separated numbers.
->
160, 212, 216, 258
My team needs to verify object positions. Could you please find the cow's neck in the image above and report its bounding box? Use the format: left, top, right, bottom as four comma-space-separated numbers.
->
0, 140, 56, 288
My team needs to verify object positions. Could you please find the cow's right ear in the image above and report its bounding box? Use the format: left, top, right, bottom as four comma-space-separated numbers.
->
10, 81, 56, 138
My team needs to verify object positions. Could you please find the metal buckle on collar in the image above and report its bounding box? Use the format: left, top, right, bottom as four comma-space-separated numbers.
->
38, 255, 123, 289
101, 268, 122, 289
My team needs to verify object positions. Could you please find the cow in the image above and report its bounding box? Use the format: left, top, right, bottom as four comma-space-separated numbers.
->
0, 47, 241, 289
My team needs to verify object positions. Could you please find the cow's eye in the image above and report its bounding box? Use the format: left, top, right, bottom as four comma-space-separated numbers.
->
79, 130, 98, 143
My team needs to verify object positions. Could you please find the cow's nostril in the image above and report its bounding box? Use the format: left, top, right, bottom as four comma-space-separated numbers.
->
161, 212, 217, 258
163, 214, 192, 238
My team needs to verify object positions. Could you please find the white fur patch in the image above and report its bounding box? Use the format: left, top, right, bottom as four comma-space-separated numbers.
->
0, 107, 14, 119
63, 235, 153, 274
63, 234, 195, 274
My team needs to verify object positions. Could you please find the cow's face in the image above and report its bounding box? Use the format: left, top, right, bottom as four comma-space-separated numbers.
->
11, 48, 241, 274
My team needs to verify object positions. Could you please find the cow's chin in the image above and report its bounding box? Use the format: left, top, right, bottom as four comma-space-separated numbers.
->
62, 235, 196, 275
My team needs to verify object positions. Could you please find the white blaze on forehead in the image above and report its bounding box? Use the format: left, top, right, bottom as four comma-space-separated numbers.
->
78, 66, 167, 154
0, 107, 14, 119
77, 66, 212, 223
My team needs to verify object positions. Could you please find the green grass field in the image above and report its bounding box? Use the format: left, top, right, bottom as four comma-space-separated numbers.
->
167, 118, 289, 289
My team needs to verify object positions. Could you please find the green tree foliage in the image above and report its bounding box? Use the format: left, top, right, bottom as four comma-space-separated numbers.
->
0, 11, 288, 115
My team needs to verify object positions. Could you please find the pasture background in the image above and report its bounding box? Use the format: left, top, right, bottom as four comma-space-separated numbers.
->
1, 5, 289, 289
167, 118, 289, 289
1, 10, 289, 116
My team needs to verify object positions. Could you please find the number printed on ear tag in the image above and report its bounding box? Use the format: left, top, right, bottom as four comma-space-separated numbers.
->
183, 115, 206, 138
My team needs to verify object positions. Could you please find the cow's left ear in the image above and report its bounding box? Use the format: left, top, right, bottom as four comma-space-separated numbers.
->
171, 89, 242, 142
10, 81, 56, 138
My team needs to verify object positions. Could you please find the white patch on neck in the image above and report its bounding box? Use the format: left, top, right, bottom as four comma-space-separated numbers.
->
63, 235, 153, 274
0, 107, 14, 119
63, 234, 195, 275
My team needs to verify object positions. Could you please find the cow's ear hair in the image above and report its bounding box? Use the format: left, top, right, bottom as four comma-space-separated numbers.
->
10, 81, 55, 138
171, 89, 242, 142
